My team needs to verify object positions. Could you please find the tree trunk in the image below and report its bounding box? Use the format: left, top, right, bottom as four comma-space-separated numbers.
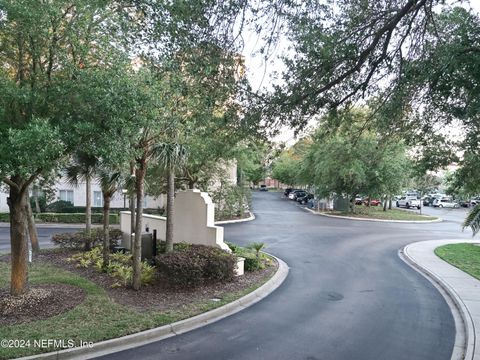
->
383, 195, 388, 212
129, 161, 136, 237
165, 168, 175, 253
85, 177, 92, 251
102, 195, 111, 271
33, 186, 41, 213
26, 200, 40, 256
388, 197, 392, 210
34, 196, 40, 213
8, 185, 29, 296
132, 161, 146, 291
129, 193, 135, 238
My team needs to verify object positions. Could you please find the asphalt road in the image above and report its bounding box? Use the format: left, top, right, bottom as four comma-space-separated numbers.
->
407, 205, 470, 225
0, 225, 80, 253
98, 192, 472, 360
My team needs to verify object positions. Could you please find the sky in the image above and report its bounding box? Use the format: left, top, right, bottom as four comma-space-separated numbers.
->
241, 1, 480, 146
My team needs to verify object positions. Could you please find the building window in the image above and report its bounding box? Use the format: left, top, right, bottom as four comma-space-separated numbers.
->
59, 190, 74, 204
93, 191, 103, 207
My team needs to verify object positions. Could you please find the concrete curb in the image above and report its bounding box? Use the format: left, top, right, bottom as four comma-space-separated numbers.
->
17, 254, 289, 360
302, 207, 442, 223
215, 211, 256, 225
399, 240, 478, 360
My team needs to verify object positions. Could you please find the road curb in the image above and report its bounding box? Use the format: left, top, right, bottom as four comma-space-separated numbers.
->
399, 241, 475, 360
215, 211, 256, 225
302, 207, 442, 223
16, 254, 289, 360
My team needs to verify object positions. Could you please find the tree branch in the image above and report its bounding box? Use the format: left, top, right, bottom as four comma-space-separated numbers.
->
2, 178, 20, 192
21, 168, 43, 195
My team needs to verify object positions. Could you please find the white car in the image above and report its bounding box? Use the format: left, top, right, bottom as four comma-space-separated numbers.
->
470, 197, 480, 206
433, 197, 459, 208
396, 196, 421, 209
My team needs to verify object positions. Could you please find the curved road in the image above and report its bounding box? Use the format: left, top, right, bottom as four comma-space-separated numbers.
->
100, 192, 472, 360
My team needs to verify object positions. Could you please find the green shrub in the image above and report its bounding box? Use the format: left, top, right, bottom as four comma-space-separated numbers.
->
156, 245, 236, 287
229, 244, 267, 271
0, 213, 9, 222
156, 241, 191, 254
52, 228, 122, 250
36, 213, 119, 224
244, 256, 265, 271
211, 185, 252, 221
140, 262, 156, 285
225, 241, 239, 253
68, 248, 154, 287
143, 207, 165, 216
45, 200, 75, 213
247, 242, 266, 258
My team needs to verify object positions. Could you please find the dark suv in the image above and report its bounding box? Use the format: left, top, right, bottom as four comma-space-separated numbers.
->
289, 190, 306, 200
297, 193, 314, 205
284, 188, 294, 196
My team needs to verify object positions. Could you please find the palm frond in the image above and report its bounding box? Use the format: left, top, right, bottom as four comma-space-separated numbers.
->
98, 168, 122, 197
463, 204, 480, 237
65, 151, 100, 186
65, 165, 82, 187
154, 143, 189, 171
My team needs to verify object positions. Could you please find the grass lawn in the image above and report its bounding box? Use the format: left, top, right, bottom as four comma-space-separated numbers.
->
322, 205, 438, 221
435, 243, 480, 280
0, 259, 274, 359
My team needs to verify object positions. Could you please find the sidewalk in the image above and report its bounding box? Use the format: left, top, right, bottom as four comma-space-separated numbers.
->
402, 239, 480, 360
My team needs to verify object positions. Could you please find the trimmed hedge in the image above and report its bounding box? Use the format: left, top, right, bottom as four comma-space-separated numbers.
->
0, 212, 118, 224
36, 213, 119, 224
52, 228, 123, 250
46, 201, 125, 214
156, 244, 236, 287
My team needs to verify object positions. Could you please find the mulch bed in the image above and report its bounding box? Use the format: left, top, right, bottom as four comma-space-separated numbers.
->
36, 249, 277, 312
0, 284, 85, 326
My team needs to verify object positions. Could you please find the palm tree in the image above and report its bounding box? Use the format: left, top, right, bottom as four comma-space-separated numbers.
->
248, 242, 265, 258
464, 204, 480, 236
124, 162, 137, 241
65, 151, 99, 250
156, 142, 188, 253
98, 168, 122, 270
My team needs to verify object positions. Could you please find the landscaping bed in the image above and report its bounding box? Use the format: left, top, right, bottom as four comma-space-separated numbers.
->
314, 205, 438, 221
0, 246, 277, 359
435, 243, 480, 279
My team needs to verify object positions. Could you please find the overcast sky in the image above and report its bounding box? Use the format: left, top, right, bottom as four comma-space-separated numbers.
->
241, 1, 480, 145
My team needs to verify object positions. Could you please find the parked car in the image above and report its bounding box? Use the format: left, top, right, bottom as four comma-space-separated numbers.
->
297, 193, 314, 205
259, 184, 268, 191
363, 198, 381, 206
355, 196, 363, 205
289, 190, 306, 200
459, 199, 470, 208
287, 189, 301, 199
396, 196, 421, 209
471, 196, 480, 206
433, 197, 459, 208
284, 188, 293, 197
